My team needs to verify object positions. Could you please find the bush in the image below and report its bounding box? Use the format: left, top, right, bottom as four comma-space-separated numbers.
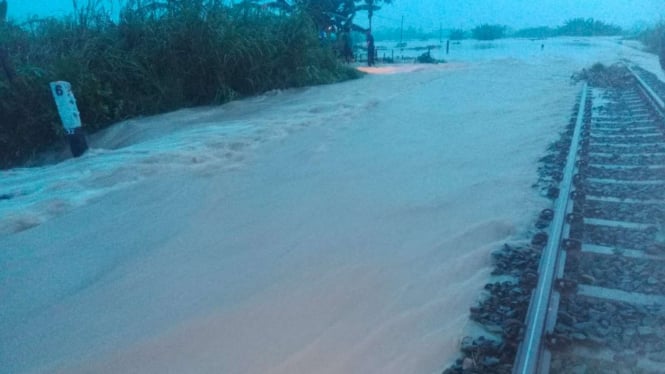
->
637, 23, 665, 70
557, 18, 622, 37
471, 24, 506, 41
0, 0, 361, 168
416, 50, 438, 64
638, 22, 665, 53
448, 29, 466, 40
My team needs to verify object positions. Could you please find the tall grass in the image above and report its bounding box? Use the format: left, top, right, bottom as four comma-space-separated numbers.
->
0, 0, 361, 168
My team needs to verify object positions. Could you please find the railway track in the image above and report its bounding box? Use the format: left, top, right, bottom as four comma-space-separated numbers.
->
445, 64, 665, 374
517, 64, 665, 373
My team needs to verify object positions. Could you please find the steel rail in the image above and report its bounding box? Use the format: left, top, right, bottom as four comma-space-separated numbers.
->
512, 83, 588, 374
513, 66, 665, 373
628, 65, 665, 114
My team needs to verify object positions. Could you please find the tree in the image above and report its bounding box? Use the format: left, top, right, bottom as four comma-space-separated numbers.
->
265, 0, 394, 33
266, 0, 357, 31
471, 24, 506, 40
449, 28, 466, 40
355, 0, 392, 32
0, 0, 12, 83
557, 18, 621, 36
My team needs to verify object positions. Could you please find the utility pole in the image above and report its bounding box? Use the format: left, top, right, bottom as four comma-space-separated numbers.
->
439, 22, 443, 44
400, 15, 404, 44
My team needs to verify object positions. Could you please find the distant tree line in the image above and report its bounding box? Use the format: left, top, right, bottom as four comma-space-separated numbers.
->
372, 18, 624, 42
471, 24, 507, 40
514, 18, 622, 38
475, 18, 623, 40
0, 0, 397, 168
448, 29, 465, 40
372, 26, 438, 42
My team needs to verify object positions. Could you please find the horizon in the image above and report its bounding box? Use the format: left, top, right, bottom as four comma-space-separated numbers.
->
6, 1, 664, 32
369, 0, 664, 32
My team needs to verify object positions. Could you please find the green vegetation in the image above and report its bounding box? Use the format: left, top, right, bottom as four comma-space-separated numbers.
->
637, 22, 665, 53
268, 0, 393, 33
448, 29, 466, 41
364, 17, 622, 43
471, 24, 506, 41
556, 18, 622, 37
513, 26, 556, 39
636, 22, 665, 70
355, 0, 392, 31
0, 0, 367, 169
0, 1, 6, 22
274, 0, 356, 32
510, 19, 621, 39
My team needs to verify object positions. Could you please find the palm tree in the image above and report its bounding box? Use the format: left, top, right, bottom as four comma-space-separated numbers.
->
266, 0, 357, 31
264, 0, 392, 33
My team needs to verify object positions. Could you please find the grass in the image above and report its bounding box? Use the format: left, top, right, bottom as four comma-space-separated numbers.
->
0, 0, 362, 169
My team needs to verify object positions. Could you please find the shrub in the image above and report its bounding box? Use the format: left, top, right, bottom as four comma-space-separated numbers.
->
637, 22, 665, 54
471, 24, 506, 41
0, 0, 361, 168
557, 18, 622, 37
448, 29, 466, 40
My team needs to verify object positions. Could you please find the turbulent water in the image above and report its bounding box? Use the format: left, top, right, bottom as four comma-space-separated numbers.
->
1, 37, 663, 373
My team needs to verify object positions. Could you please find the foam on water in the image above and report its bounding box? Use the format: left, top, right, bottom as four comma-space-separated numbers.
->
0, 80, 399, 235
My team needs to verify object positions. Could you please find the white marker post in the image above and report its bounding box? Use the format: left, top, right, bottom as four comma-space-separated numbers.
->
50, 81, 88, 157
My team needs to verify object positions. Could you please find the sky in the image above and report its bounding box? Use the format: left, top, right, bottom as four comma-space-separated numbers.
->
371, 0, 665, 31
7, 0, 665, 32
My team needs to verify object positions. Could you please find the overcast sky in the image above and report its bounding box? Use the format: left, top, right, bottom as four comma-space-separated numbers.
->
372, 0, 665, 31
7, 1, 665, 31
